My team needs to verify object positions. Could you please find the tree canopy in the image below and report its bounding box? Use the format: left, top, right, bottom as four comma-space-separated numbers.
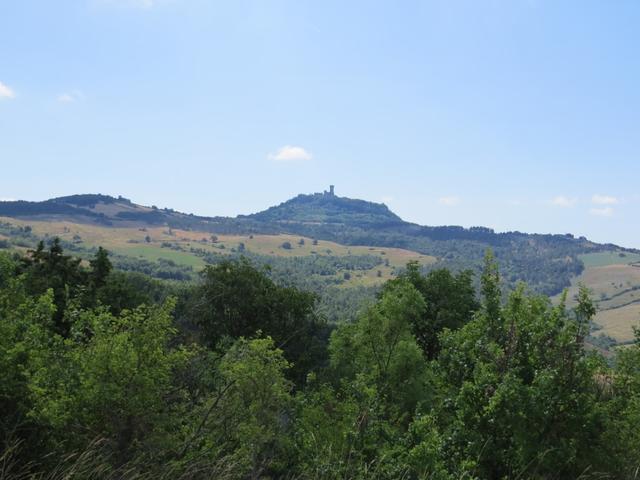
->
1, 243, 639, 479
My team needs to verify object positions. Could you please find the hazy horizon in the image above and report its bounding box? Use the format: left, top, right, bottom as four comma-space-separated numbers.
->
3, 188, 638, 251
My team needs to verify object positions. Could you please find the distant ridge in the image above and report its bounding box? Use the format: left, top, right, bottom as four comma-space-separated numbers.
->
0, 190, 627, 248
1, 189, 637, 295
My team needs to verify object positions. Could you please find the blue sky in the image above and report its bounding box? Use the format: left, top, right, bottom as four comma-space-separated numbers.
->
1, 1, 639, 247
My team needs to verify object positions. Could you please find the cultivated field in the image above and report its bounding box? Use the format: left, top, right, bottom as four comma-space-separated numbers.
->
592, 303, 640, 345
559, 252, 640, 344
0, 217, 436, 287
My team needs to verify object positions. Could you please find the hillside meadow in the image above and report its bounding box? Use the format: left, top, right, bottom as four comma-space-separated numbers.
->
0, 216, 436, 288
559, 252, 640, 344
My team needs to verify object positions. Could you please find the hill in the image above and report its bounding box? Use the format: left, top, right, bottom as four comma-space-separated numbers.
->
246, 191, 403, 226
0, 190, 634, 295
1, 188, 639, 345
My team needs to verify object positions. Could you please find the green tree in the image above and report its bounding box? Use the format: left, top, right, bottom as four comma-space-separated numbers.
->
0, 252, 57, 462
436, 261, 604, 478
601, 328, 640, 476
189, 258, 327, 385
481, 249, 502, 340
27, 299, 189, 463
297, 281, 438, 478
20, 238, 86, 336
216, 337, 294, 477
385, 261, 478, 359
89, 246, 112, 291
330, 280, 431, 422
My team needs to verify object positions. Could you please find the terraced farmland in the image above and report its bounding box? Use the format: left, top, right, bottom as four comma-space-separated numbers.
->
560, 252, 640, 345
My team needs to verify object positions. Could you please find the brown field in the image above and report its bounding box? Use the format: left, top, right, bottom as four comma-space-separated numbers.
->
597, 288, 640, 311
0, 217, 436, 287
552, 257, 640, 346
560, 264, 640, 307
593, 303, 640, 344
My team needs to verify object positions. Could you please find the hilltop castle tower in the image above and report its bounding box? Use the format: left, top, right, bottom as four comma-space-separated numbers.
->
323, 185, 336, 196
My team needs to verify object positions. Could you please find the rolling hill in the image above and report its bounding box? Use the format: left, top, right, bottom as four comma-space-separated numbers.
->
1, 188, 639, 345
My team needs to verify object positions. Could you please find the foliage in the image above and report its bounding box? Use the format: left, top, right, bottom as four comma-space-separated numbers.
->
329, 280, 432, 419
188, 258, 329, 385
1, 243, 640, 479
19, 238, 86, 335
435, 255, 606, 479
384, 261, 479, 359
27, 300, 188, 463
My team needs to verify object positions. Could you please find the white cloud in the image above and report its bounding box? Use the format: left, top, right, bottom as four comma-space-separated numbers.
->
550, 195, 577, 208
0, 198, 16, 202
589, 207, 614, 217
0, 81, 15, 99
95, 0, 155, 8
438, 196, 461, 207
268, 145, 313, 162
57, 91, 84, 103
592, 194, 619, 205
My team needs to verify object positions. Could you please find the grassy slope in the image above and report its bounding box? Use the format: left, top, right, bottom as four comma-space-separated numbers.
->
0, 217, 435, 287
580, 251, 640, 268
559, 252, 640, 344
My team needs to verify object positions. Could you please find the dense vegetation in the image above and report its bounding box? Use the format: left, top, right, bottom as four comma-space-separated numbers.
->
2, 241, 640, 479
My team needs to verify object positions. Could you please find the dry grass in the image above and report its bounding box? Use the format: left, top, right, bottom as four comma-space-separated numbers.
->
593, 303, 640, 344
0, 439, 244, 480
549, 258, 640, 346
579, 251, 640, 268
560, 264, 640, 308
0, 217, 435, 287
597, 289, 640, 311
